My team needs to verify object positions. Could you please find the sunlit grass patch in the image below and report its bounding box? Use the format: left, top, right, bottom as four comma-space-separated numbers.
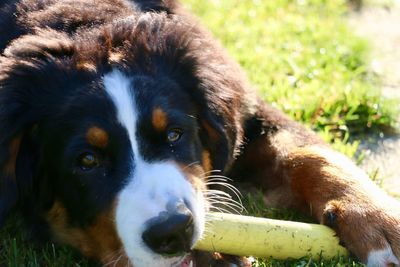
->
184, 0, 398, 158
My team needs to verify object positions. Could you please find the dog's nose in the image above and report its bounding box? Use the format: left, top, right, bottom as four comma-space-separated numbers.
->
142, 202, 194, 255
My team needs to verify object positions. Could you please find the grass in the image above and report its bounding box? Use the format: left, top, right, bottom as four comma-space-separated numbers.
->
184, 0, 398, 158
1, 0, 398, 266
0, 215, 92, 267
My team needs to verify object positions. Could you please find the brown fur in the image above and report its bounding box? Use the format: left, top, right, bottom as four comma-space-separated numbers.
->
201, 120, 220, 142
3, 136, 22, 178
230, 102, 400, 263
152, 108, 168, 132
284, 146, 400, 261
178, 162, 207, 195
201, 150, 212, 173
86, 126, 109, 149
46, 201, 129, 265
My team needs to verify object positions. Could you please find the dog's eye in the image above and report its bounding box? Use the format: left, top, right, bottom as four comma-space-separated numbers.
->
167, 128, 183, 143
77, 152, 99, 171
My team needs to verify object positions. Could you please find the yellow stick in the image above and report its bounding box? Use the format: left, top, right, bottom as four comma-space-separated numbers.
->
194, 212, 348, 260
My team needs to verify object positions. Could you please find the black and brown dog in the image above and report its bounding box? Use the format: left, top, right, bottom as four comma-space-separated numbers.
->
0, 0, 399, 266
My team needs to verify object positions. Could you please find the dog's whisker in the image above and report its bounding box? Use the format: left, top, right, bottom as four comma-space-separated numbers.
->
204, 175, 241, 194
207, 203, 241, 214
205, 176, 239, 187
204, 182, 243, 206
181, 161, 201, 171
209, 206, 242, 214
204, 192, 243, 208
205, 178, 240, 189
206, 197, 245, 213
207, 197, 244, 209
202, 173, 244, 211
205, 174, 233, 179
205, 184, 242, 203
207, 205, 232, 214
205, 192, 241, 203
199, 169, 223, 178
203, 185, 246, 211
205, 193, 246, 213
102, 251, 124, 267
114, 254, 124, 267
102, 249, 122, 264
208, 203, 243, 214
205, 174, 233, 182
204, 189, 235, 197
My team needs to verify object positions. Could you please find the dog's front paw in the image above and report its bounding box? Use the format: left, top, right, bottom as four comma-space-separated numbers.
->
323, 198, 400, 266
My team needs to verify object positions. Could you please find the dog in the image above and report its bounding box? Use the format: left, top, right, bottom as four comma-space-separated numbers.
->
0, 0, 399, 266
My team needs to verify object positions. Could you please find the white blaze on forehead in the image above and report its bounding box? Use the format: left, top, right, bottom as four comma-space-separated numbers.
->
103, 70, 139, 156
103, 70, 205, 267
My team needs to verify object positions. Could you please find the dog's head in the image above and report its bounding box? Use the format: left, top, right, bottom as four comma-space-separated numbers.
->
0, 13, 247, 266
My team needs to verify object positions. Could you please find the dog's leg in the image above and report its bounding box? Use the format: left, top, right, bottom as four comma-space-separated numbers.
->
230, 102, 400, 266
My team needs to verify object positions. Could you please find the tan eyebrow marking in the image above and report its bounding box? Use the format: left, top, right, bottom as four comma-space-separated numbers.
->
152, 107, 168, 132
86, 126, 109, 148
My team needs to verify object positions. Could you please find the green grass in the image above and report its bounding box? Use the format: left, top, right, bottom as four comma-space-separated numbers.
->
1, 0, 398, 266
0, 215, 92, 267
184, 0, 398, 157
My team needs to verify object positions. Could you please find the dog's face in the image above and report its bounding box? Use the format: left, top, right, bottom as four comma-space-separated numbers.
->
44, 69, 208, 266
41, 69, 210, 265
0, 15, 241, 267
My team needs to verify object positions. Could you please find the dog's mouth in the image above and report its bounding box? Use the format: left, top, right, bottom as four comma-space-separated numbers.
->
165, 253, 195, 267
177, 254, 195, 267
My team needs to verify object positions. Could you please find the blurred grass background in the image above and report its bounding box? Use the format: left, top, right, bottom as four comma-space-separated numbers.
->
184, 0, 398, 159
1, 0, 398, 266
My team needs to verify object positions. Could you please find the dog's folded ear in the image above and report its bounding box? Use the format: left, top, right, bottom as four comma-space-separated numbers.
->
199, 110, 233, 172
0, 81, 32, 225
0, 63, 30, 225
0, 30, 74, 226
0, 135, 21, 226
0, 103, 42, 227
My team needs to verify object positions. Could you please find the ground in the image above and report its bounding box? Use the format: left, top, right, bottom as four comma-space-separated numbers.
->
349, 1, 400, 196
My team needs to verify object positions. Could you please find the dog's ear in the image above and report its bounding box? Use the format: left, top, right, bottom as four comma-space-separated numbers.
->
0, 116, 42, 227
0, 89, 32, 226
0, 135, 21, 226
191, 51, 247, 173
199, 109, 234, 172
173, 53, 244, 173
0, 30, 74, 225
0, 63, 31, 225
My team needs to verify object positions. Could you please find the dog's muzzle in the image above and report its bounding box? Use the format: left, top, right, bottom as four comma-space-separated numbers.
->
142, 199, 195, 256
